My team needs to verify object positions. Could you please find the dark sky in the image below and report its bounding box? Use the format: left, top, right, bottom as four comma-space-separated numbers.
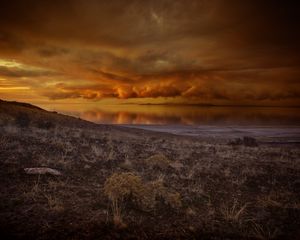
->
0, 0, 300, 106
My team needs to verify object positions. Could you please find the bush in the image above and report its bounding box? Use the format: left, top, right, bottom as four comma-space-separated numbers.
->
103, 172, 182, 226
104, 172, 144, 227
104, 172, 144, 203
146, 154, 171, 170
145, 178, 182, 209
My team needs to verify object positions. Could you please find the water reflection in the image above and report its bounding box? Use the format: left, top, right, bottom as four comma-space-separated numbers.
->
63, 105, 300, 125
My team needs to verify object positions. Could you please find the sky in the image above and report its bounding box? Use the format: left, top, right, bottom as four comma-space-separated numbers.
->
0, 0, 300, 107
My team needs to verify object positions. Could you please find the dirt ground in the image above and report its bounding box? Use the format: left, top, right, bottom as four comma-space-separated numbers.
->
0, 100, 300, 239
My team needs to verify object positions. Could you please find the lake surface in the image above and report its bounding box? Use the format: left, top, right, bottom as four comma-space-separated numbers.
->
43, 103, 300, 126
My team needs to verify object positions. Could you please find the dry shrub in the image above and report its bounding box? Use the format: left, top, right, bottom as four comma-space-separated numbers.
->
146, 153, 171, 170
104, 172, 144, 203
145, 178, 182, 209
104, 172, 181, 226
103, 172, 143, 227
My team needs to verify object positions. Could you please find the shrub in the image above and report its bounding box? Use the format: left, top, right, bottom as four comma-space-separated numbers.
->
146, 178, 182, 209
104, 172, 144, 203
146, 153, 171, 170
103, 172, 182, 226
103, 172, 144, 227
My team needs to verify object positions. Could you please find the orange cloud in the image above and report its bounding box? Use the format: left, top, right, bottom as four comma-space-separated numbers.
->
0, 0, 299, 106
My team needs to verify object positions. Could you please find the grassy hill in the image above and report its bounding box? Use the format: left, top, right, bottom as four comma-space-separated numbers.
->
0, 99, 299, 239
0, 99, 101, 128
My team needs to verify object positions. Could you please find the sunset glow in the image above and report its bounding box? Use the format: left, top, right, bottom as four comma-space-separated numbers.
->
0, 0, 299, 107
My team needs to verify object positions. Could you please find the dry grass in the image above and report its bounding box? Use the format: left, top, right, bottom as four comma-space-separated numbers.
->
0, 136, 8, 150
220, 200, 248, 223
91, 144, 103, 157
44, 194, 64, 212
119, 156, 133, 170
3, 125, 19, 134
22, 176, 43, 201
106, 136, 115, 161
251, 222, 280, 240
257, 192, 282, 208
52, 141, 76, 168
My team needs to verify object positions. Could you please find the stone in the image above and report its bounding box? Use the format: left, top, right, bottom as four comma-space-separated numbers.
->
24, 167, 62, 176
228, 136, 258, 147
243, 136, 258, 147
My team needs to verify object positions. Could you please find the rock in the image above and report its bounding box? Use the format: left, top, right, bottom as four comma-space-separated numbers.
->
243, 136, 258, 147
24, 167, 62, 176
228, 136, 258, 147
228, 138, 243, 146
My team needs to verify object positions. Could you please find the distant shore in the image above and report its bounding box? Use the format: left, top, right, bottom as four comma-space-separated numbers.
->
122, 124, 300, 142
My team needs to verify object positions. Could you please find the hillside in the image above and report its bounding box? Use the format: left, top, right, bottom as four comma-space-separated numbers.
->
0, 100, 300, 240
0, 99, 103, 129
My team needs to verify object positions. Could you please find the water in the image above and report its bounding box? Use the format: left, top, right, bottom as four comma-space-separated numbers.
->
42, 103, 300, 126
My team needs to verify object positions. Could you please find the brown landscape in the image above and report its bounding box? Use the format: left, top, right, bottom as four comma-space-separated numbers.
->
0, 99, 299, 240
1, 1, 300, 239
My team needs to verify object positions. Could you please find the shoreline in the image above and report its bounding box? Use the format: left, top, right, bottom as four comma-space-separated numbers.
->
121, 124, 300, 140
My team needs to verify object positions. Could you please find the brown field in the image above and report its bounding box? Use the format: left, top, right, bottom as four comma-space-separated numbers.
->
0, 100, 300, 239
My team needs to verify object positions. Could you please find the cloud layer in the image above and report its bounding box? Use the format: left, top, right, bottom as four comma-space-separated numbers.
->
0, 0, 299, 105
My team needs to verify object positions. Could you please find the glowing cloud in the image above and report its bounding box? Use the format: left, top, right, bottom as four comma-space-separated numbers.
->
0, 0, 299, 106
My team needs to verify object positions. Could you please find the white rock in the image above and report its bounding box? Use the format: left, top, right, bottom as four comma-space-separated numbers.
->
24, 167, 62, 176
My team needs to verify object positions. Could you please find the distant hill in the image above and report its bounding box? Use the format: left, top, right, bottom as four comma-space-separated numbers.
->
0, 99, 45, 111
0, 99, 158, 136
0, 99, 99, 129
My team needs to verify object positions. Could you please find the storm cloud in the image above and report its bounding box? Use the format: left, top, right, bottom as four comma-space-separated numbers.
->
0, 0, 299, 105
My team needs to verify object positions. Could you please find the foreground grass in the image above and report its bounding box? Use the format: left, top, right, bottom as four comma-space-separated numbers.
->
0, 103, 299, 239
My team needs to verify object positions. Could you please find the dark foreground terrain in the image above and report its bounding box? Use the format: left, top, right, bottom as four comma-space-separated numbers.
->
0, 100, 300, 239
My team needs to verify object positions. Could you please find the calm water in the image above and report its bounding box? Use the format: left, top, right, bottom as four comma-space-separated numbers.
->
42, 104, 300, 126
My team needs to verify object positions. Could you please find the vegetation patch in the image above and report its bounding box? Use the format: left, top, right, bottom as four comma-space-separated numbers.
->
104, 172, 182, 226
146, 153, 172, 170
